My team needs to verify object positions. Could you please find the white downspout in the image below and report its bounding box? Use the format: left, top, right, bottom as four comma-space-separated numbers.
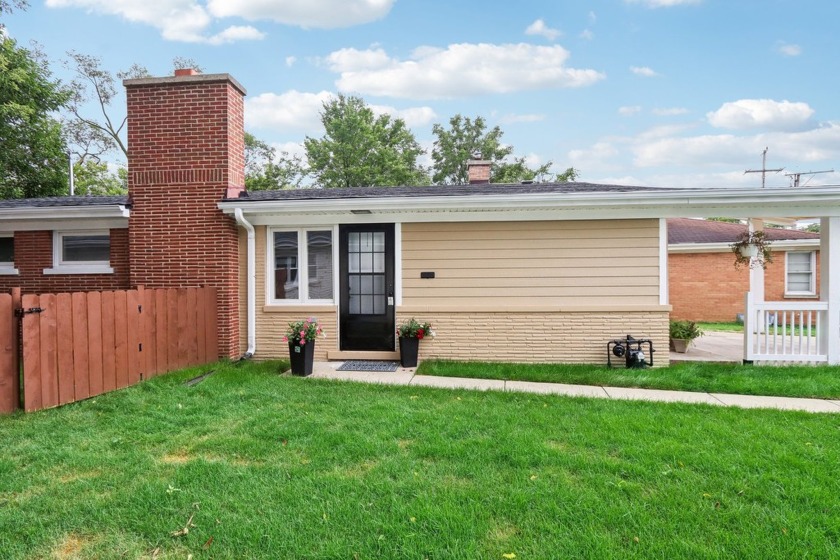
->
234, 208, 256, 359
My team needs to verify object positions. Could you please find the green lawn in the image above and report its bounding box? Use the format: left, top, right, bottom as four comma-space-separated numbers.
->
1, 360, 839, 559
417, 360, 840, 400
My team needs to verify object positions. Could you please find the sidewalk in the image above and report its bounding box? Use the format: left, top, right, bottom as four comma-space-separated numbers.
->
309, 362, 840, 414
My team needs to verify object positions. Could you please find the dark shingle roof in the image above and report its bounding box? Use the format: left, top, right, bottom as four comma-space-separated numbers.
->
668, 218, 819, 244
229, 182, 662, 202
0, 195, 129, 209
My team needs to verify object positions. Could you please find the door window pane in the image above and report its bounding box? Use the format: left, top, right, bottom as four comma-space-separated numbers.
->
307, 231, 333, 300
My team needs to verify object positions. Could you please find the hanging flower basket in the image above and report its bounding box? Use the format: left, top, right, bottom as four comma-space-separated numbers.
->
730, 231, 773, 270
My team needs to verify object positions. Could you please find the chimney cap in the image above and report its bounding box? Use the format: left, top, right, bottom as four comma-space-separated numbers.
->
174, 68, 199, 77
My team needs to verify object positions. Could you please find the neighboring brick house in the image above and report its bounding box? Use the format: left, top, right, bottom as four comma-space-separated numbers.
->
1, 68, 839, 365
668, 218, 820, 322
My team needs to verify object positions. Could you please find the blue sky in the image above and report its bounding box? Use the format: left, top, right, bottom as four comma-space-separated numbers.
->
6, 0, 840, 188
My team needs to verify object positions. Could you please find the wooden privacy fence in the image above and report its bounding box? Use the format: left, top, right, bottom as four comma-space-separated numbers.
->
4, 286, 218, 413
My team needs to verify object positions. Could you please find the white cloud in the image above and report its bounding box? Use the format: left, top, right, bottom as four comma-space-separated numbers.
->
652, 107, 689, 116
619, 105, 642, 116
630, 65, 659, 77
207, 0, 394, 28
499, 113, 546, 124
624, 0, 702, 7
45, 0, 265, 44
46, 0, 392, 42
285, 56, 297, 67
588, 11, 597, 23
206, 25, 266, 45
326, 47, 392, 71
777, 42, 802, 57
579, 29, 594, 40
525, 19, 561, 41
245, 90, 437, 132
567, 121, 840, 188
328, 43, 605, 99
245, 90, 334, 132
369, 104, 438, 127
707, 99, 815, 131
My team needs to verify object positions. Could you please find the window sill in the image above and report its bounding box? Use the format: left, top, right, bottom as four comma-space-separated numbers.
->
783, 293, 818, 299
43, 265, 114, 275
0, 267, 19, 275
263, 303, 336, 313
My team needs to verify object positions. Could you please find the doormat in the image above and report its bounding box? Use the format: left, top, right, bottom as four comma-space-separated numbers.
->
337, 360, 400, 372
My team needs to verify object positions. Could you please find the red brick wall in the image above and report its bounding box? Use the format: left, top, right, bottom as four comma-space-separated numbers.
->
669, 250, 821, 322
0, 229, 130, 294
126, 74, 245, 358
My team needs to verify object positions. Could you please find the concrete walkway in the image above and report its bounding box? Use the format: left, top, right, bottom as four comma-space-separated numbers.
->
669, 330, 743, 363
309, 360, 840, 414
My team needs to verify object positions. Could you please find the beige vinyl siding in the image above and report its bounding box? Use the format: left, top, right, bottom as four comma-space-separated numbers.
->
402, 219, 661, 308
247, 225, 338, 361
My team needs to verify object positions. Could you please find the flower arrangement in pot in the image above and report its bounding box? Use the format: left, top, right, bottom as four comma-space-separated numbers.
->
283, 317, 324, 376
731, 230, 773, 270
396, 317, 434, 368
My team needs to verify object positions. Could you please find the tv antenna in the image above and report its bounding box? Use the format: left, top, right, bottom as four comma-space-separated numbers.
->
744, 147, 783, 188
784, 169, 834, 188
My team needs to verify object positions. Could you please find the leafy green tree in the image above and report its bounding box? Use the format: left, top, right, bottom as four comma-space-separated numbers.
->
304, 94, 426, 188
430, 115, 512, 185
0, 35, 70, 198
432, 114, 578, 185
245, 132, 307, 190
72, 160, 126, 195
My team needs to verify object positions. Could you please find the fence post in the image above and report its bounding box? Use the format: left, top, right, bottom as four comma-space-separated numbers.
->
743, 292, 753, 363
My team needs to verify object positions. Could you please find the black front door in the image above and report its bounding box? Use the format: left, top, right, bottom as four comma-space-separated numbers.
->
339, 224, 395, 351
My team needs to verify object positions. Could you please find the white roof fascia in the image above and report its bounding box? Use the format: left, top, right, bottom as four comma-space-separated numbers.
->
219, 186, 840, 222
669, 239, 821, 254
0, 205, 130, 233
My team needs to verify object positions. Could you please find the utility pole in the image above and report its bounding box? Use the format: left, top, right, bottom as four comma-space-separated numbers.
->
784, 169, 834, 187
744, 147, 783, 188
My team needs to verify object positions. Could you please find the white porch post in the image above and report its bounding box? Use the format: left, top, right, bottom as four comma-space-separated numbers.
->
820, 217, 840, 364
748, 218, 765, 304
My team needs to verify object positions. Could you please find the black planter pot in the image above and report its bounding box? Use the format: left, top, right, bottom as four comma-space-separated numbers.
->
399, 336, 419, 368
289, 341, 315, 376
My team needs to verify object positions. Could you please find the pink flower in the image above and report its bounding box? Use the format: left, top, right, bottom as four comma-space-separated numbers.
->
299, 339, 306, 345
282, 335, 288, 342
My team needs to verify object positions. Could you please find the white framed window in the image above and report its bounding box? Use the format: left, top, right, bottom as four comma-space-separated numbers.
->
268, 227, 335, 304
44, 230, 113, 275
785, 251, 816, 296
0, 235, 17, 275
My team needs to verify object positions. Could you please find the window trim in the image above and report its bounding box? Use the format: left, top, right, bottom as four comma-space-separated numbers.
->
784, 250, 816, 297
0, 234, 17, 275
267, 226, 338, 305
44, 230, 114, 275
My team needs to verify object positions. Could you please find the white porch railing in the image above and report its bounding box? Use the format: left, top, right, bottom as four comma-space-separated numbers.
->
744, 292, 828, 363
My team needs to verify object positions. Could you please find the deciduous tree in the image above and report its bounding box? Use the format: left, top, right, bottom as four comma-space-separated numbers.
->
304, 94, 426, 188
245, 132, 307, 190
0, 35, 69, 198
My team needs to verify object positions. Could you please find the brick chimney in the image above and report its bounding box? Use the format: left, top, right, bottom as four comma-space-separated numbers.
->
124, 70, 247, 358
467, 158, 492, 184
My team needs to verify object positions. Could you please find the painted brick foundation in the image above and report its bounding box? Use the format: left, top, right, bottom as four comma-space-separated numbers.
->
125, 73, 246, 358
